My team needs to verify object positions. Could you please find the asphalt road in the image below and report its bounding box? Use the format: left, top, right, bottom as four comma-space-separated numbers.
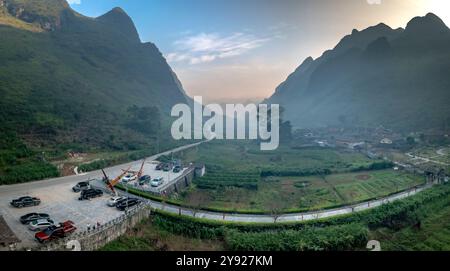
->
115, 182, 433, 223
0, 141, 205, 197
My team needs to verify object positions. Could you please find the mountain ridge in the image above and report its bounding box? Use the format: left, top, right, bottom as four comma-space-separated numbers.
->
267, 13, 450, 132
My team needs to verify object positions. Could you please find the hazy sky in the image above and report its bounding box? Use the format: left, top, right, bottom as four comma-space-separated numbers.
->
69, 0, 450, 103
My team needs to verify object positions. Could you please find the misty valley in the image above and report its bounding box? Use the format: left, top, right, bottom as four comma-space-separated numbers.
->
0, 0, 449, 255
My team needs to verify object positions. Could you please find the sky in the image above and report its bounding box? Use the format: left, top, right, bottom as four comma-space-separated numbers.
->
68, 0, 450, 103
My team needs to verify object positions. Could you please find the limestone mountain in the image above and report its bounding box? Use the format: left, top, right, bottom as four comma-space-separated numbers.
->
0, 0, 190, 152
267, 13, 450, 132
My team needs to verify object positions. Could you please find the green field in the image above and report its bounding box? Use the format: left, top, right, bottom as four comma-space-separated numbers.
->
173, 141, 424, 213
179, 140, 375, 173
178, 169, 424, 213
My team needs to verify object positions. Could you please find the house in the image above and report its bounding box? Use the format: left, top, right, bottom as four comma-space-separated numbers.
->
194, 164, 206, 178
367, 151, 379, 159
349, 142, 365, 150
380, 138, 393, 145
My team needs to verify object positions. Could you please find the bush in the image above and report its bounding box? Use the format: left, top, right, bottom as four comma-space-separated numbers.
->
0, 161, 60, 185
224, 224, 368, 251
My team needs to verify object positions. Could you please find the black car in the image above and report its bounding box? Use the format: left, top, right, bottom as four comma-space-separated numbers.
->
116, 198, 141, 211
173, 165, 182, 173
138, 175, 151, 185
72, 181, 90, 192
10, 197, 41, 208
20, 213, 50, 224
155, 163, 164, 170
78, 189, 103, 201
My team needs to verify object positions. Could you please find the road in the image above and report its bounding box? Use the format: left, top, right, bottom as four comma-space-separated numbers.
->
1, 139, 435, 226
114, 181, 433, 223
0, 141, 205, 196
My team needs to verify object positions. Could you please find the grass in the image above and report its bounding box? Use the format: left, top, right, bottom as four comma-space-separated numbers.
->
100, 218, 224, 251
370, 191, 450, 251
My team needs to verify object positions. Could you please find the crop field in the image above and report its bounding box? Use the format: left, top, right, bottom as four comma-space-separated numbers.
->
370, 186, 450, 251
175, 141, 425, 213
179, 140, 376, 174
178, 170, 424, 212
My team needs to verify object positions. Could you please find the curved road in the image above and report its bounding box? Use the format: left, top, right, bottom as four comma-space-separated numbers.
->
117, 182, 432, 223
0, 140, 433, 224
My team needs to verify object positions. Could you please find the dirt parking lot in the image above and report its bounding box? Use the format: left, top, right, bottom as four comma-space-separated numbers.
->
0, 182, 122, 249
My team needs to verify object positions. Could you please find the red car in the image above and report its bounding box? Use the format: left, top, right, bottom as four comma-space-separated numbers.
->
35, 220, 76, 243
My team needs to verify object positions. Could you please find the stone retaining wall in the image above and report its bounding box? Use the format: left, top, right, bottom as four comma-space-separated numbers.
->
37, 204, 151, 251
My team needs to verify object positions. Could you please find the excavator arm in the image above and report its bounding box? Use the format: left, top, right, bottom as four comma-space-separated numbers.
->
137, 159, 146, 178
103, 166, 131, 195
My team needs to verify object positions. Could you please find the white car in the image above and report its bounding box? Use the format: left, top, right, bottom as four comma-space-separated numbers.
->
107, 196, 127, 207
150, 177, 164, 187
28, 219, 55, 231
121, 174, 137, 183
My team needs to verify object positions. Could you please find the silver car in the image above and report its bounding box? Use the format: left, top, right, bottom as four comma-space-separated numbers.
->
28, 219, 55, 231
150, 177, 164, 187
107, 196, 127, 207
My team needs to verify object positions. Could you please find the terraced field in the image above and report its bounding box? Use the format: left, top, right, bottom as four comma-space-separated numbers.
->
177, 170, 425, 212
175, 141, 425, 213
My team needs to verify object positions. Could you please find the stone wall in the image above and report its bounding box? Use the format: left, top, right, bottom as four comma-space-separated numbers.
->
38, 204, 151, 251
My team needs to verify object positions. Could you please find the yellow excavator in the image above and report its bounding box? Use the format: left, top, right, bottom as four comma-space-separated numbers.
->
101, 166, 131, 196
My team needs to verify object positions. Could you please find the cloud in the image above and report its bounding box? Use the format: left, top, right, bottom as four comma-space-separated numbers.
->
166, 32, 270, 65
67, 0, 81, 5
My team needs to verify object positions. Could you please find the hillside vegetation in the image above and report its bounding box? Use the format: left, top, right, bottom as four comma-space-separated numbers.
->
0, 0, 190, 184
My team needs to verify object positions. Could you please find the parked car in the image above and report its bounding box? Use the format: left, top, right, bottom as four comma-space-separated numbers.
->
155, 163, 164, 170
121, 173, 137, 183
20, 213, 50, 225
163, 163, 173, 172
78, 189, 103, 201
138, 175, 152, 185
173, 165, 182, 173
10, 196, 41, 208
28, 219, 55, 231
150, 177, 164, 187
107, 196, 127, 207
72, 181, 90, 192
35, 221, 76, 243
116, 198, 141, 211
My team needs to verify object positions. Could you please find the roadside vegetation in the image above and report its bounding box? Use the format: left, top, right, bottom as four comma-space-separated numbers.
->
100, 219, 225, 251
103, 184, 450, 251
0, 130, 59, 185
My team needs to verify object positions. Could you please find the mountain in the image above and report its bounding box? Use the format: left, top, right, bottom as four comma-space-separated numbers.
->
0, 0, 190, 150
0, 0, 192, 183
267, 13, 450, 132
